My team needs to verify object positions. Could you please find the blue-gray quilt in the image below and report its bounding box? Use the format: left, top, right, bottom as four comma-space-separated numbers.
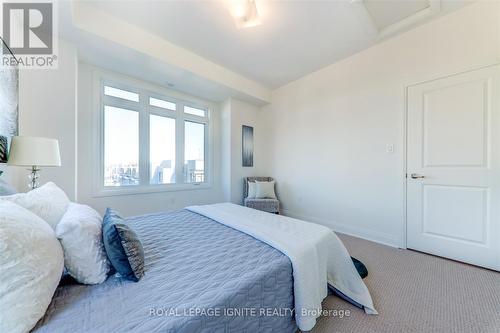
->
34, 209, 297, 333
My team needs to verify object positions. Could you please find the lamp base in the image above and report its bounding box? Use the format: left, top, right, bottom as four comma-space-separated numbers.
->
28, 166, 41, 191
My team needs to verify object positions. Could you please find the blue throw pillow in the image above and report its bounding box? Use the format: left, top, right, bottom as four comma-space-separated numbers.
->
102, 208, 145, 282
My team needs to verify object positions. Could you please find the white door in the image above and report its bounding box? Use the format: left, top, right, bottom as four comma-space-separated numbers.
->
407, 65, 500, 271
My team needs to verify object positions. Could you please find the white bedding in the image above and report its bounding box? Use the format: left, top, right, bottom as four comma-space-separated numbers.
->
187, 203, 377, 331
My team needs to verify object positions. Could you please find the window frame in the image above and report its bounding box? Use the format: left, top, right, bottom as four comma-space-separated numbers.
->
92, 70, 212, 197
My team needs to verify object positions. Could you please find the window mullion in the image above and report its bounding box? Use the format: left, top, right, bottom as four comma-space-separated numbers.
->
139, 90, 150, 186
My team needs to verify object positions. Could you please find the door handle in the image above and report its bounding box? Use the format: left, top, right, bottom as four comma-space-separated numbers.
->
410, 173, 425, 179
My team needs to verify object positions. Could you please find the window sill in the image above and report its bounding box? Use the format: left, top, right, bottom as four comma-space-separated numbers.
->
92, 182, 211, 198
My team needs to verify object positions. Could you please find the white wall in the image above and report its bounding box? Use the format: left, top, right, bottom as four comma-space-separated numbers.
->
77, 63, 225, 216
230, 99, 262, 204
11, 40, 78, 199
220, 98, 262, 204
259, 2, 500, 247
220, 99, 232, 201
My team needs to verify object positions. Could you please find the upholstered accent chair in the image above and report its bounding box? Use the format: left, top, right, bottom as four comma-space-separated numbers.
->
243, 177, 280, 214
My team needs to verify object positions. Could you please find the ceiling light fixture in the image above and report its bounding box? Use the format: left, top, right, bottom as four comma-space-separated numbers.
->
229, 0, 261, 29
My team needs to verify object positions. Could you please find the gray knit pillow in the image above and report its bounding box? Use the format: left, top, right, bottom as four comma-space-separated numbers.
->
114, 224, 145, 281
102, 208, 144, 282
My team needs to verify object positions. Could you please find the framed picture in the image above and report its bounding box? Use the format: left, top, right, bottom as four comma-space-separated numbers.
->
242, 125, 253, 167
0, 37, 19, 163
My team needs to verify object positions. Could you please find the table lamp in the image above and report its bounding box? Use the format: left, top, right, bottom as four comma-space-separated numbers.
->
7, 136, 61, 190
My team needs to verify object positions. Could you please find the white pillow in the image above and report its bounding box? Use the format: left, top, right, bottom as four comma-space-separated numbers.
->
0, 201, 64, 333
56, 203, 110, 284
247, 182, 257, 199
255, 180, 277, 199
0, 182, 70, 229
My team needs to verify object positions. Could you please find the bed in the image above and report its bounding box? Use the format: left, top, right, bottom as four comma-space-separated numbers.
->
34, 203, 376, 332
34, 209, 297, 333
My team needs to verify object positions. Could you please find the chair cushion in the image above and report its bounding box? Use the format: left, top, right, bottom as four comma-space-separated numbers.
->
247, 182, 257, 198
244, 198, 280, 213
255, 180, 276, 199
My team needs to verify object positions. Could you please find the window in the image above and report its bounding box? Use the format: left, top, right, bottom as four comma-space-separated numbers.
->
104, 106, 139, 186
184, 105, 206, 117
150, 97, 176, 111
98, 78, 210, 194
150, 115, 176, 184
184, 121, 205, 183
104, 86, 139, 102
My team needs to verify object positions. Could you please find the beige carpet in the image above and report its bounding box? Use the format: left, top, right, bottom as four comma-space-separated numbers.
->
307, 234, 500, 333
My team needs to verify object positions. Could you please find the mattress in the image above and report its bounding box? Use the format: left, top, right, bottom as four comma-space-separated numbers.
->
34, 209, 297, 333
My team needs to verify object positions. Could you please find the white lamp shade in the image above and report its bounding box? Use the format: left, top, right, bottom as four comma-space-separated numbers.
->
7, 136, 61, 167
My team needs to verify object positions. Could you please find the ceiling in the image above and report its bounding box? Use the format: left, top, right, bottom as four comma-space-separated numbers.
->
364, 0, 432, 30
80, 0, 469, 89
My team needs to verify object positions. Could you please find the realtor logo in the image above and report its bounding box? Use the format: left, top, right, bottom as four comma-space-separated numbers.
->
1, 1, 57, 68
3, 2, 53, 54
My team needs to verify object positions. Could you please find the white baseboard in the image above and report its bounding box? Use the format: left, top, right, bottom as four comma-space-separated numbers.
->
282, 209, 405, 249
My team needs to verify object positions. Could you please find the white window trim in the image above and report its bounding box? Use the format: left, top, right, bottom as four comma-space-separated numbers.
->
91, 69, 214, 197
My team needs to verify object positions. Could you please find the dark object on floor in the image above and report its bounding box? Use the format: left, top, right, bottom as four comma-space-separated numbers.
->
351, 257, 368, 279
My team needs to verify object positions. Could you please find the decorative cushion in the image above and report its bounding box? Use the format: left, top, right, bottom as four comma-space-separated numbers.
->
0, 182, 70, 229
55, 203, 110, 284
0, 201, 64, 333
255, 180, 277, 199
0, 178, 16, 196
247, 182, 257, 198
102, 208, 144, 282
